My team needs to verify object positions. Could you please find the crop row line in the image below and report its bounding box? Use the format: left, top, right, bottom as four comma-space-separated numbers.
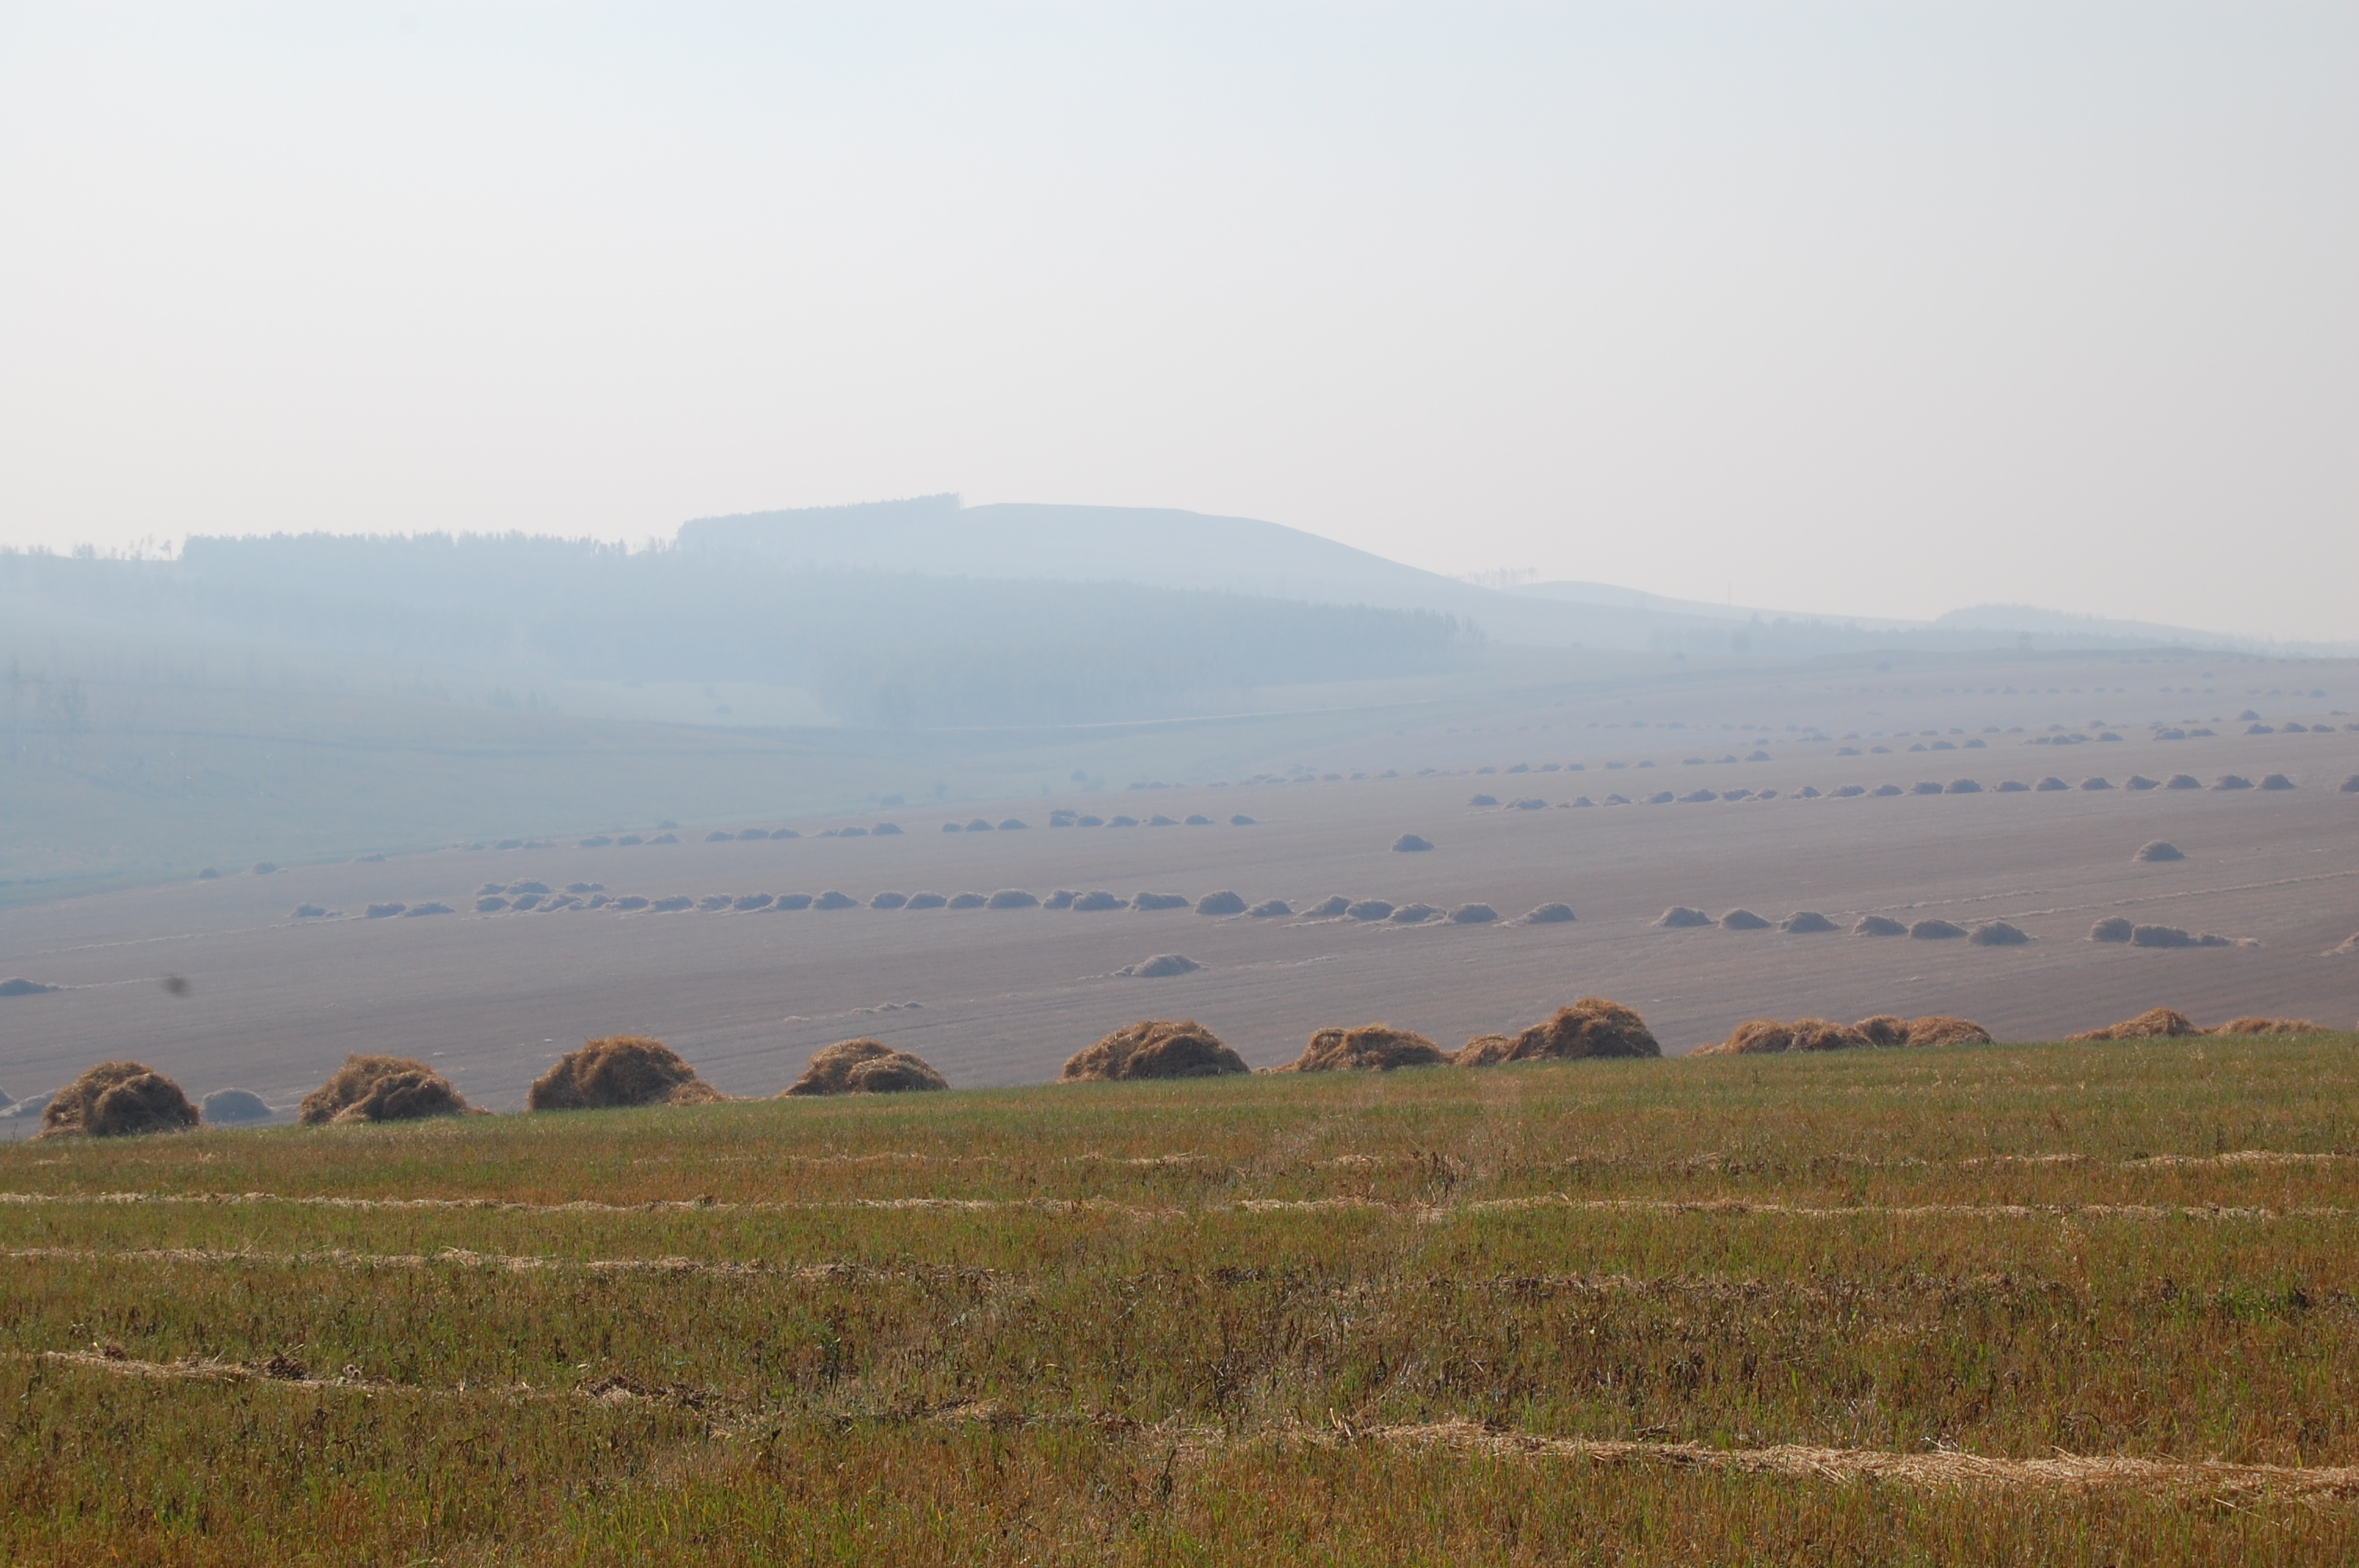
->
1, 1189, 2342, 1223
20, 1353, 2359, 1503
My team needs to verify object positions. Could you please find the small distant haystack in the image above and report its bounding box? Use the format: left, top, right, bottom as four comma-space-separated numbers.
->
2036, 777, 2069, 792
781, 1039, 947, 1096
1488, 998, 1660, 1062
1195, 891, 1247, 916
947, 892, 988, 909
1906, 1015, 1993, 1046
2215, 775, 2253, 790
1118, 953, 1201, 977
1132, 892, 1189, 912
1347, 899, 1394, 921
300, 1054, 471, 1124
986, 890, 1039, 909
528, 1037, 722, 1111
1853, 1015, 1911, 1047
1305, 895, 1352, 918
41, 1062, 200, 1138
1909, 919, 1968, 940
1059, 1020, 1249, 1081
2208, 1018, 2322, 1036
1249, 899, 1293, 917
2066, 1007, 2201, 1042
1521, 903, 1576, 924
1947, 779, 1982, 794
1280, 1025, 1448, 1073
2081, 778, 2113, 791
201, 1087, 272, 1123
2091, 917, 2135, 942
2135, 841, 2183, 862
903, 892, 947, 909
1969, 920, 2030, 946
1855, 915, 1907, 936
813, 891, 857, 909
1781, 911, 1837, 933
1699, 1018, 1873, 1055
1389, 902, 1441, 924
2342, 775, 2359, 793
1073, 891, 1123, 911
2166, 775, 2202, 789
871, 892, 908, 909
1448, 903, 1499, 924
1720, 909, 1772, 931
2261, 774, 2295, 791
2132, 924, 2197, 949
1656, 906, 1712, 929
0, 978, 58, 996
1453, 1033, 1517, 1065
1393, 834, 1434, 852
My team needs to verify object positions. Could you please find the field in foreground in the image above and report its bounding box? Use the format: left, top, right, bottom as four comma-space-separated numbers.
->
6, 1034, 2359, 1564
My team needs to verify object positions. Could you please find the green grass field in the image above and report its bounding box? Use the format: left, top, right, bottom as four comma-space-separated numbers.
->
7, 1034, 2359, 1563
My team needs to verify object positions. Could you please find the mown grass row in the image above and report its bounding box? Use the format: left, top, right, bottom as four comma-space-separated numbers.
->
5, 1035, 2358, 1563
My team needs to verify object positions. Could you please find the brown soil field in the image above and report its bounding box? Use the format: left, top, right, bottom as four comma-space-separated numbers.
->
5, 659, 2354, 1119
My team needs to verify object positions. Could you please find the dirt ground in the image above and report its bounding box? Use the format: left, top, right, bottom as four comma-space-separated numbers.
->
5, 653, 2354, 1117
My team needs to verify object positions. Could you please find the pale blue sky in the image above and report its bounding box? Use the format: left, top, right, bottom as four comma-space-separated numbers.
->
2, 3, 2352, 637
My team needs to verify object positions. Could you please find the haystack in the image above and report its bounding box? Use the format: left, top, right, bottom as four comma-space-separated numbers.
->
1279, 1025, 1448, 1073
1720, 909, 1772, 931
0, 978, 57, 996
2091, 916, 2135, 942
1781, 911, 1837, 933
1393, 834, 1434, 852
1073, 891, 1123, 911
2342, 775, 2359, 794
1347, 899, 1394, 921
1521, 903, 1576, 924
2208, 1018, 2322, 1036
1469, 998, 1660, 1063
201, 1087, 273, 1123
1118, 954, 1201, 977
871, 891, 909, 909
2215, 775, 2252, 790
813, 891, 857, 909
781, 1038, 947, 1096
2261, 775, 2295, 790
527, 1037, 722, 1111
2132, 924, 2196, 949
1969, 920, 2030, 946
1390, 902, 1440, 924
1855, 915, 1906, 936
1249, 899, 1292, 917
1656, 906, 1712, 928
1909, 919, 1967, 940
1454, 1033, 1517, 1065
2035, 777, 2068, 791
1132, 892, 1189, 912
300, 1054, 471, 1124
1906, 1015, 1993, 1046
1698, 1018, 1872, 1055
903, 892, 947, 909
1195, 891, 1247, 916
2067, 1008, 2200, 1041
986, 890, 1038, 909
1853, 1015, 1911, 1047
2135, 841, 2183, 862
1449, 903, 1499, 924
1059, 1020, 1249, 1081
41, 1062, 199, 1138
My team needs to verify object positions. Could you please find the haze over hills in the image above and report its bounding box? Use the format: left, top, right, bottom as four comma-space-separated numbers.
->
682, 496, 2346, 659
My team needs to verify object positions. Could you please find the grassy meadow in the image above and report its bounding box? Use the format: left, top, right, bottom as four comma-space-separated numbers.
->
6, 1033, 2359, 1563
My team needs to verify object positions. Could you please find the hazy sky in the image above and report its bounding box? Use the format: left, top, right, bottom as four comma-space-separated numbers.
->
3, 3, 2353, 638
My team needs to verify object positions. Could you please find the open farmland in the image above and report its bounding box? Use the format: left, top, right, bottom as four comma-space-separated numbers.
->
5, 652, 2355, 1120
6, 1032, 2359, 1563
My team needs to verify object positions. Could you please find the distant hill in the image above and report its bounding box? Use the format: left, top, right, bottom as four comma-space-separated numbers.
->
678, 497, 2342, 656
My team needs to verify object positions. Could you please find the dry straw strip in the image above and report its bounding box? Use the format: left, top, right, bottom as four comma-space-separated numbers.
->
1339, 1421, 2359, 1502
3, 1189, 2346, 1224
26, 1352, 2359, 1501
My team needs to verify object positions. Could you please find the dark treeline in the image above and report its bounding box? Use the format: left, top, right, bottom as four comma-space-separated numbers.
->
2, 535, 1473, 726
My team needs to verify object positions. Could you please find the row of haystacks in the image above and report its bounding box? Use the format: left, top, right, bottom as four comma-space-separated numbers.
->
1659, 907, 2027, 943
2063, 1008, 2327, 1042
1691, 1014, 1993, 1056
1062, 1000, 1663, 1080
38, 995, 2346, 1135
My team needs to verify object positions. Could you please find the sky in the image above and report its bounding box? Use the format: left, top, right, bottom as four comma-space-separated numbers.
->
2, 2, 2353, 640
